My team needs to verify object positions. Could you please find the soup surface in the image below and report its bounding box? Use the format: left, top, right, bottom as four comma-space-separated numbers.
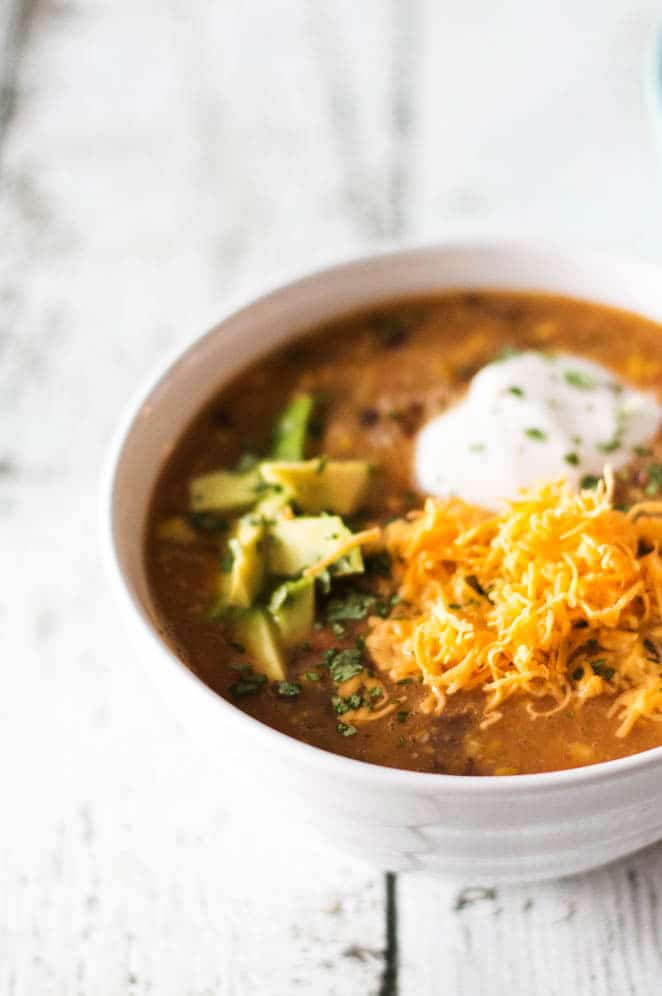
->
146, 291, 662, 775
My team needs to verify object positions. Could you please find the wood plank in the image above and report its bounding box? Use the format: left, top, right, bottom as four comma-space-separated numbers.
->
0, 2, 404, 992
398, 846, 662, 995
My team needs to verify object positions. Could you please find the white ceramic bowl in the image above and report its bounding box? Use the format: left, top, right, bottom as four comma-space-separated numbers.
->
103, 240, 662, 882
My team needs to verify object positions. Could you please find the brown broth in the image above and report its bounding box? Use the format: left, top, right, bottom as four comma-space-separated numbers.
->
145, 291, 662, 775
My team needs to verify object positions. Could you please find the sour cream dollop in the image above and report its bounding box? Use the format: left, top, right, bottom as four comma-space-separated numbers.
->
415, 351, 662, 508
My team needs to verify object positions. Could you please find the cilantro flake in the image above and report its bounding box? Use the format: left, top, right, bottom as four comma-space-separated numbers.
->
229, 668, 267, 698
564, 370, 595, 390
590, 660, 615, 681
325, 588, 376, 622
276, 681, 301, 698
325, 647, 364, 684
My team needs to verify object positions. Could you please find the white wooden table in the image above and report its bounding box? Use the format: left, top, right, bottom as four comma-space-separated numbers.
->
2, 2, 662, 992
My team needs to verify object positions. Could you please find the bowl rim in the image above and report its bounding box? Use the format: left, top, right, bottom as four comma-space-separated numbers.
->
101, 235, 662, 795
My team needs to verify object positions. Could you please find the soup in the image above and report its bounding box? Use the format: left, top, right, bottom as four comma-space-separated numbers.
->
145, 291, 662, 775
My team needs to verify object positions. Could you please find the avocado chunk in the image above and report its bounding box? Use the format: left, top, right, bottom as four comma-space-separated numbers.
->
229, 608, 285, 681
189, 467, 261, 515
260, 459, 371, 515
226, 517, 265, 608
266, 516, 363, 577
268, 577, 315, 647
270, 393, 314, 461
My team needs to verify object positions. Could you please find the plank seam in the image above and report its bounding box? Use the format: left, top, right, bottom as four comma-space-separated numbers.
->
379, 872, 399, 996
0, 0, 34, 159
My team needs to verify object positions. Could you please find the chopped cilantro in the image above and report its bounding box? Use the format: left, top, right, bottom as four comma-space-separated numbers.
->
645, 464, 662, 495
324, 647, 364, 684
276, 681, 301, 698
396, 710, 409, 723
590, 660, 615, 681
397, 736, 406, 747
634, 446, 652, 457
525, 427, 547, 442
597, 437, 621, 454
369, 686, 383, 699
336, 722, 357, 737
580, 474, 601, 490
397, 677, 413, 685
564, 452, 580, 466
229, 669, 267, 698
331, 622, 346, 637
507, 386, 524, 398
564, 370, 595, 390
469, 442, 486, 453
304, 671, 321, 681
325, 588, 376, 622
374, 594, 402, 618
332, 693, 364, 715
322, 647, 337, 667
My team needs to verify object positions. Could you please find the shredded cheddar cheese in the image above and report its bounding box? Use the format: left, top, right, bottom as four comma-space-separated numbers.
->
367, 473, 662, 736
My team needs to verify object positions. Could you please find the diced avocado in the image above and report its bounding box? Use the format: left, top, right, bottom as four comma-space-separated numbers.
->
270, 393, 314, 461
189, 468, 261, 515
227, 518, 265, 608
260, 459, 371, 515
266, 516, 363, 577
268, 577, 315, 647
229, 608, 285, 681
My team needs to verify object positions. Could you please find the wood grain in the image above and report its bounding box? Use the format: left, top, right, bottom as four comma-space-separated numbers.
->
399, 845, 662, 995
1, 1, 662, 993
